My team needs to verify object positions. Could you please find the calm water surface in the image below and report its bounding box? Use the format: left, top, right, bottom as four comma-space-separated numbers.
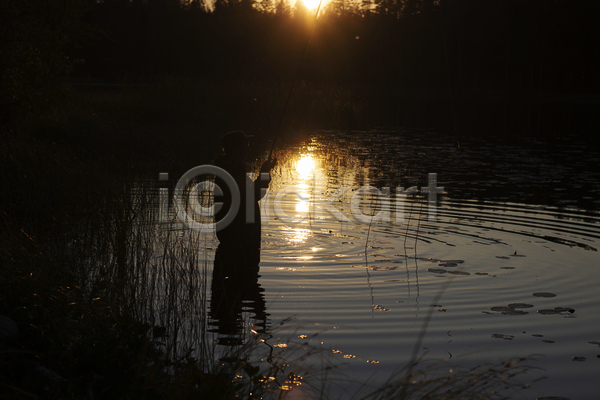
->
234, 130, 600, 399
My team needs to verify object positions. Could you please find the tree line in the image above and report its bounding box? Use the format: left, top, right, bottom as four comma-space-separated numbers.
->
2, 0, 599, 113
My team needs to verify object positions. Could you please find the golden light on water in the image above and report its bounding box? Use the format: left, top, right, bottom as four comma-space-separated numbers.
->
288, 227, 310, 244
295, 198, 309, 213
296, 154, 316, 180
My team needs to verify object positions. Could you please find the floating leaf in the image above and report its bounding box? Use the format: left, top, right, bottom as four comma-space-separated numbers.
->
491, 306, 515, 312
503, 310, 528, 315
492, 333, 514, 340
533, 292, 557, 298
371, 266, 399, 271
447, 270, 470, 275
427, 268, 447, 274
538, 309, 559, 315
572, 356, 586, 362
438, 263, 457, 267
508, 303, 534, 309
554, 307, 575, 313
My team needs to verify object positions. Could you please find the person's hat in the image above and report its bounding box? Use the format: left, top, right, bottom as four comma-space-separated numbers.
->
222, 131, 253, 150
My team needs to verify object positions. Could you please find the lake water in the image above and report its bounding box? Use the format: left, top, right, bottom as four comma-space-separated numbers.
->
206, 130, 598, 399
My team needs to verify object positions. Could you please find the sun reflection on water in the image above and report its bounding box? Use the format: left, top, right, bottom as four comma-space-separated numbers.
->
296, 154, 316, 180
295, 198, 310, 213
286, 227, 311, 244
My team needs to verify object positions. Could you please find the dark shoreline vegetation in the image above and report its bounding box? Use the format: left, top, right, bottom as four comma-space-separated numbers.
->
1, 0, 598, 398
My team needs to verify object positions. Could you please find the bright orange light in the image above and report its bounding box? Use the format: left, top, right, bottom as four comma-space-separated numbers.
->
303, 0, 324, 10
296, 154, 316, 180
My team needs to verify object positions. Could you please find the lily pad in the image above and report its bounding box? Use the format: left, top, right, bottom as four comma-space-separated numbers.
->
533, 292, 557, 298
538, 309, 559, 315
447, 270, 470, 275
502, 310, 528, 315
492, 333, 514, 340
371, 266, 399, 271
438, 263, 458, 267
491, 306, 515, 312
554, 307, 575, 313
508, 303, 534, 309
427, 268, 447, 274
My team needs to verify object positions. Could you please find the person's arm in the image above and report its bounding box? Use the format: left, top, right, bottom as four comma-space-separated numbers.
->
255, 158, 277, 201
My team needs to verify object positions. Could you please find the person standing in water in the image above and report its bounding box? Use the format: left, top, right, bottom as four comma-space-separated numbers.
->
212, 130, 277, 262
209, 131, 276, 344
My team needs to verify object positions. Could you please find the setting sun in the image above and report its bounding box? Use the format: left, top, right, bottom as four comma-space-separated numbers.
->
302, 0, 326, 10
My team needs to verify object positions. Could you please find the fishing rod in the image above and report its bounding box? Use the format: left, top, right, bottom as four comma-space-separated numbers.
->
267, 0, 325, 161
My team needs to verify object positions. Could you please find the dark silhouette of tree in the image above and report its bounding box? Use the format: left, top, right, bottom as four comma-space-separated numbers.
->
0, 0, 87, 114
6, 0, 598, 134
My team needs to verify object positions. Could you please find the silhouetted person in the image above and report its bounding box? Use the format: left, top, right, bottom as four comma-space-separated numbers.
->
209, 131, 276, 345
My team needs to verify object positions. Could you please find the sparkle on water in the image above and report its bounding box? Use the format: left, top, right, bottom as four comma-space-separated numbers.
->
206, 131, 600, 398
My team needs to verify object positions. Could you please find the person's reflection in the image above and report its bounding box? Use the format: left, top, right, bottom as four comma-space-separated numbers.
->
209, 131, 276, 346
209, 249, 267, 345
